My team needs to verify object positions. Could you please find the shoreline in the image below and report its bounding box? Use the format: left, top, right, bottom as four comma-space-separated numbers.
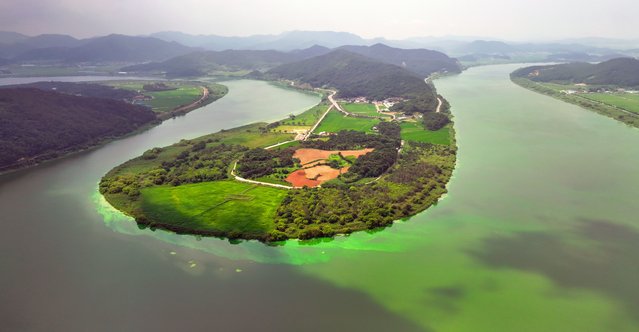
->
510, 76, 639, 129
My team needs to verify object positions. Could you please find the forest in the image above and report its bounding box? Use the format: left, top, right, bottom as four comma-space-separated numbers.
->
0, 88, 156, 171
272, 141, 456, 240
0, 81, 139, 101
267, 50, 435, 100
512, 58, 639, 87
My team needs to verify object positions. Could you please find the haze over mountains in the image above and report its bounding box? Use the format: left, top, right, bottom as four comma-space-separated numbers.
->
0, 30, 638, 77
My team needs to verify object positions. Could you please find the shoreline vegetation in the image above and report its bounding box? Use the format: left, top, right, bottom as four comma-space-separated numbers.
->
0, 81, 228, 175
100, 76, 457, 243
511, 76, 639, 128
510, 59, 639, 128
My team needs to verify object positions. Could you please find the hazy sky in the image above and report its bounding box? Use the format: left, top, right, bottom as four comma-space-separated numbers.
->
1, 0, 637, 41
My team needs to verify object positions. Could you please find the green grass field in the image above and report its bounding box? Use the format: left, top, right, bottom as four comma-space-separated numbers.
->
400, 122, 451, 145
279, 103, 328, 126
342, 103, 380, 117
105, 81, 204, 113
140, 181, 287, 236
315, 110, 379, 134
146, 86, 203, 113
212, 126, 294, 148
581, 93, 639, 114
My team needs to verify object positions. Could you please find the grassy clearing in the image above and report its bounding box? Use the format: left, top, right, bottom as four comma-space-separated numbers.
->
281, 102, 328, 126
581, 93, 639, 114
212, 126, 294, 148
342, 103, 380, 117
146, 86, 203, 113
315, 110, 379, 134
105, 81, 205, 113
400, 122, 451, 145
139, 181, 287, 236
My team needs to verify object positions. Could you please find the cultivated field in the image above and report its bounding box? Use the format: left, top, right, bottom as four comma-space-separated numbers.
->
140, 181, 287, 236
581, 93, 639, 114
400, 122, 451, 145
284, 148, 373, 187
342, 103, 380, 117
314, 109, 379, 133
105, 81, 205, 113
293, 148, 374, 165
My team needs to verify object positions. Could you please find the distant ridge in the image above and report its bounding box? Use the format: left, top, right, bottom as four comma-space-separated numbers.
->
14, 34, 196, 62
122, 46, 329, 77
267, 49, 434, 100
123, 43, 459, 79
512, 57, 639, 87
338, 44, 461, 76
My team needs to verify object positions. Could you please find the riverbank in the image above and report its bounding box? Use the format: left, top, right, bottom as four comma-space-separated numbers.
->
511, 76, 639, 128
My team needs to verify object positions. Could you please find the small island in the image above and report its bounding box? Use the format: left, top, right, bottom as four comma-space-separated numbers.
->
99, 50, 457, 242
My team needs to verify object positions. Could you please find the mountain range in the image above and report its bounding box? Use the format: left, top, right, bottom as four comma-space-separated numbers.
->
0, 30, 637, 68
122, 43, 461, 78
0, 34, 196, 62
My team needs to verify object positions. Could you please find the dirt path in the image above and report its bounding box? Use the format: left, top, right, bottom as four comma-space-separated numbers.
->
436, 97, 443, 113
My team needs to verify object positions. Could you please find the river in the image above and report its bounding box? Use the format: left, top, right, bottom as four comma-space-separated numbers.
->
1, 66, 639, 331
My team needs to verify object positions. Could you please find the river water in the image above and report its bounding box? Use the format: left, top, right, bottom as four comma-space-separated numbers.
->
1, 66, 639, 331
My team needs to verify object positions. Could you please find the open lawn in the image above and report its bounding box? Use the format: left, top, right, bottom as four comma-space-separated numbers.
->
581, 93, 639, 114
139, 181, 287, 236
400, 122, 451, 145
210, 125, 294, 148
342, 103, 380, 117
315, 110, 379, 134
104, 81, 204, 113
147, 86, 203, 113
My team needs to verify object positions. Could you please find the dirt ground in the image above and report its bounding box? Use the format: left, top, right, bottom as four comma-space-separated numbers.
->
293, 148, 374, 165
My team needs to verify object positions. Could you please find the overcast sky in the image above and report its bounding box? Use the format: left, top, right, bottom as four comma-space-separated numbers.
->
1, 0, 637, 41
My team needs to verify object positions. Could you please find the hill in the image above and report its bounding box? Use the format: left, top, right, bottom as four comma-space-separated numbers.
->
123, 46, 330, 77
267, 50, 434, 100
512, 58, 639, 87
0, 33, 82, 58
338, 44, 461, 76
11, 34, 196, 63
0, 31, 28, 44
0, 81, 138, 100
0, 88, 156, 171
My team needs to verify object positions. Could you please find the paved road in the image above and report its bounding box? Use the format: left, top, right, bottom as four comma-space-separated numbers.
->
230, 161, 292, 190
305, 90, 337, 140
